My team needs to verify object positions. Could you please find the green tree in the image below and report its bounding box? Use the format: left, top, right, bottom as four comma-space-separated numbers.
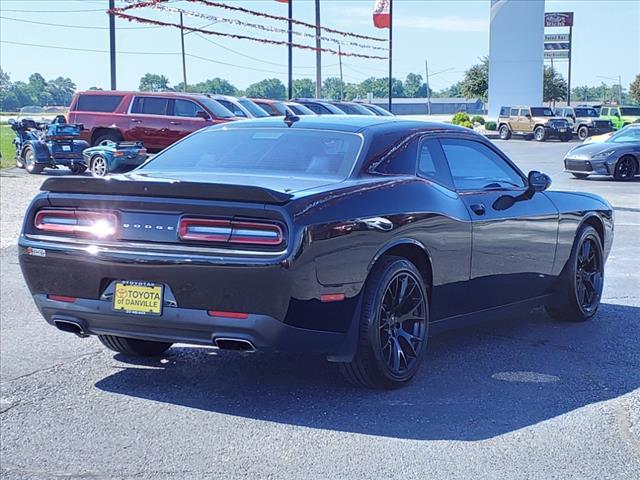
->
358, 77, 404, 98
46, 77, 76, 106
435, 81, 463, 98
11, 81, 34, 107
322, 77, 345, 100
630, 74, 640, 104
404, 73, 430, 98
292, 78, 316, 98
460, 58, 488, 101
543, 65, 567, 104
245, 78, 286, 99
139, 73, 171, 92
180, 77, 238, 95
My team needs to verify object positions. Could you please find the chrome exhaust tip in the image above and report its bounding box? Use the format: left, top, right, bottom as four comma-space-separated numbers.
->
53, 319, 89, 338
214, 337, 256, 353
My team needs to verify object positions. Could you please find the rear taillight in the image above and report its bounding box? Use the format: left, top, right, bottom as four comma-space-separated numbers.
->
34, 210, 118, 238
179, 218, 283, 246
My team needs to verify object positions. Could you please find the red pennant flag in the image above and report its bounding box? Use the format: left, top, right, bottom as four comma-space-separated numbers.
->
373, 0, 390, 29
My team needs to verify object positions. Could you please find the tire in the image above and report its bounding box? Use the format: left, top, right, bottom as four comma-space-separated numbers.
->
69, 164, 87, 175
90, 154, 109, 177
98, 335, 172, 357
339, 256, 429, 389
613, 156, 638, 181
534, 126, 548, 142
577, 126, 589, 141
15, 151, 24, 168
498, 124, 512, 140
546, 225, 604, 322
23, 146, 44, 174
571, 173, 590, 179
93, 131, 122, 147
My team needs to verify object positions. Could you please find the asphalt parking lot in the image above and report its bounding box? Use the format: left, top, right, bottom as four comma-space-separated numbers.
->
1, 139, 639, 479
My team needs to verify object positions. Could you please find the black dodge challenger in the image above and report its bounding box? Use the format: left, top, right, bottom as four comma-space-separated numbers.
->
19, 116, 614, 388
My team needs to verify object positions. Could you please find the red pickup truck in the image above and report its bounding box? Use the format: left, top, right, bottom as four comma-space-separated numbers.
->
67, 91, 239, 151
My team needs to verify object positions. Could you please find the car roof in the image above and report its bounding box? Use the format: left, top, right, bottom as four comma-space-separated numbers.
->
208, 115, 473, 134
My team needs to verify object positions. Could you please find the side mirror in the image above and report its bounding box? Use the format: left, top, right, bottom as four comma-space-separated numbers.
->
8, 118, 16, 125
525, 113, 531, 119
196, 110, 210, 120
528, 170, 551, 193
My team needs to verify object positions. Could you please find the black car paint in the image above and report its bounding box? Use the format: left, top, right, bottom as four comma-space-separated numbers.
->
18, 117, 614, 362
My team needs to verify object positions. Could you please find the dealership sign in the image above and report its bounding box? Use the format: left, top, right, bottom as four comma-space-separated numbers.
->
544, 51, 570, 59
545, 12, 574, 27
544, 33, 570, 42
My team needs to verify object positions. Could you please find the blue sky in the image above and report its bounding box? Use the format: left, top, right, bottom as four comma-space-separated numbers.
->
0, 0, 638, 92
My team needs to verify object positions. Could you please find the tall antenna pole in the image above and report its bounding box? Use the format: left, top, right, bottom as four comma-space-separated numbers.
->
425, 59, 431, 115
387, 0, 393, 112
180, 12, 187, 92
287, 0, 293, 99
315, 0, 322, 98
338, 42, 344, 100
109, 0, 116, 90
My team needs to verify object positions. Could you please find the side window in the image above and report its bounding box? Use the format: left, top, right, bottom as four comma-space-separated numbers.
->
216, 100, 246, 117
519, 108, 529, 117
610, 108, 619, 116
75, 94, 123, 112
600, 107, 609, 116
417, 138, 453, 189
131, 97, 169, 115
306, 103, 328, 114
440, 138, 525, 191
173, 99, 200, 118
500, 106, 510, 116
510, 108, 519, 116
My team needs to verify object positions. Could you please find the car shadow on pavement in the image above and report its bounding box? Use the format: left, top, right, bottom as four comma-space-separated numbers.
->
95, 303, 640, 441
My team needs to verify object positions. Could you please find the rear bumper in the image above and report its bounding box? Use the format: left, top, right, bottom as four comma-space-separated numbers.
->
36, 295, 346, 354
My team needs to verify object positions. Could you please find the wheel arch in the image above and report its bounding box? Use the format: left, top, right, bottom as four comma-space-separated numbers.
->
579, 213, 605, 247
368, 238, 434, 300
91, 127, 123, 146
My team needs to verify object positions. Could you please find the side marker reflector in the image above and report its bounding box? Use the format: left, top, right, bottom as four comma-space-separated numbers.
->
320, 293, 345, 303
47, 295, 77, 303
208, 310, 249, 319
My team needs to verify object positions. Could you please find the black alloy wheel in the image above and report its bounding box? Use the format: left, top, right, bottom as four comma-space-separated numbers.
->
378, 271, 428, 377
340, 256, 429, 389
613, 156, 638, 181
574, 236, 603, 315
546, 225, 604, 322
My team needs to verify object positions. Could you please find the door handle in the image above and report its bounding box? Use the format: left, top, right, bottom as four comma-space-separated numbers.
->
130, 119, 141, 124
169, 121, 181, 125
470, 203, 486, 216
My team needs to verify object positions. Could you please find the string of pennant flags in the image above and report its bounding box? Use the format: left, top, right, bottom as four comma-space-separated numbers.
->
110, 0, 390, 59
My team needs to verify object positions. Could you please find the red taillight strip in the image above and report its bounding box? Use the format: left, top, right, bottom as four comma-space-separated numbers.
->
178, 219, 232, 242
207, 310, 249, 319
34, 210, 118, 238
179, 218, 283, 246
47, 294, 77, 303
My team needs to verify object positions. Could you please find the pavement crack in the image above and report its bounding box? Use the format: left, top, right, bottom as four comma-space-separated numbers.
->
1, 350, 103, 384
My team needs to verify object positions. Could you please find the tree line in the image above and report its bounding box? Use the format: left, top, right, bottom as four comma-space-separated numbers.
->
2, 65, 638, 112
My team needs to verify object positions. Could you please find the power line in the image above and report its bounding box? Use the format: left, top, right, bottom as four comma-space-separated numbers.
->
0, 15, 159, 30
1, 8, 105, 13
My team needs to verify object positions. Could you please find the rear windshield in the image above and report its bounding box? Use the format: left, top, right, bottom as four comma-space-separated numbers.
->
531, 107, 555, 117
335, 103, 375, 115
141, 128, 362, 180
237, 99, 270, 118
75, 94, 123, 112
286, 103, 315, 115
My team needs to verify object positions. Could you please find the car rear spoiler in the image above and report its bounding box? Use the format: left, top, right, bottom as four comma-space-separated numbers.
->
40, 177, 294, 205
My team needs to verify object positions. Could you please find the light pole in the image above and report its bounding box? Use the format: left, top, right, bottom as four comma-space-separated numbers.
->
109, 0, 116, 90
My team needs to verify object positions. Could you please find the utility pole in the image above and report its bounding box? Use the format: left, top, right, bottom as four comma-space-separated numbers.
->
287, 0, 293, 99
337, 42, 344, 100
180, 12, 187, 92
618, 74, 622, 104
315, 0, 321, 98
567, 24, 572, 105
109, 0, 116, 90
425, 59, 431, 115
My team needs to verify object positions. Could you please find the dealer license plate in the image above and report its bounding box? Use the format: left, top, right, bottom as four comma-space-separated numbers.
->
559, 128, 567, 133
62, 145, 71, 151
113, 281, 163, 315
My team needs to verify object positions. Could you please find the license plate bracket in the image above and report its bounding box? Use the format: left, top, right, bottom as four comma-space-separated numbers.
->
113, 281, 163, 316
